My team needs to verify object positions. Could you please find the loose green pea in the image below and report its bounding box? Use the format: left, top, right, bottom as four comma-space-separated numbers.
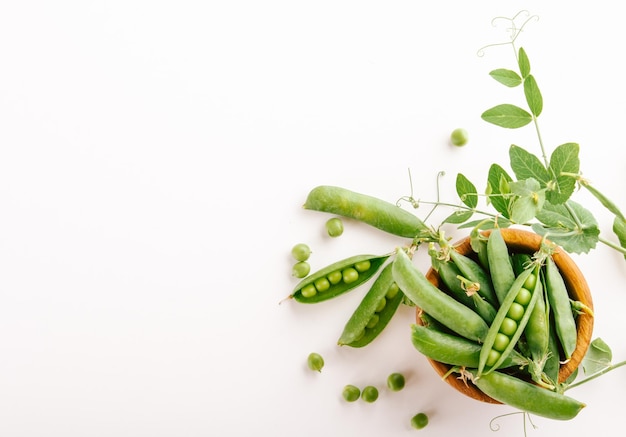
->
307, 352, 324, 372
450, 127, 468, 146
342, 385, 360, 402
291, 243, 311, 262
410, 412, 429, 429
314, 277, 330, 292
387, 372, 405, 391
327, 270, 343, 285
354, 260, 371, 272
325, 217, 344, 237
292, 261, 311, 278
361, 386, 378, 403
342, 267, 359, 284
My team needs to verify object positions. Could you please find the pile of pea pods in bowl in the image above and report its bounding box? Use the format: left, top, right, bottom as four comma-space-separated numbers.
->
287, 185, 596, 422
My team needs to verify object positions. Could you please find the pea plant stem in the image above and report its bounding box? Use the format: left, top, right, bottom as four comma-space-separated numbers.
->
566, 360, 626, 390
599, 236, 626, 255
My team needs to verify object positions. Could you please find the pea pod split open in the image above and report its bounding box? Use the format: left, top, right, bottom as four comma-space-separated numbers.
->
303, 185, 430, 239
290, 254, 390, 303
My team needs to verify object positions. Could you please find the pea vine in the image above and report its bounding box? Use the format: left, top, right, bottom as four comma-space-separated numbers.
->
400, 10, 626, 259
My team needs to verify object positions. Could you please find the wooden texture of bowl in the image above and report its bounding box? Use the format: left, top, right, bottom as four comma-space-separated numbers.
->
419, 228, 594, 404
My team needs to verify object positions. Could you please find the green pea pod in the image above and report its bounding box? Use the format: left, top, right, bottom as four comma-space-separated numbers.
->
543, 313, 561, 386
468, 370, 585, 421
487, 228, 516, 305
303, 185, 429, 238
449, 250, 498, 307
338, 263, 404, 347
290, 254, 390, 303
545, 256, 578, 360
434, 260, 475, 307
392, 248, 490, 342
524, 271, 550, 366
411, 324, 526, 369
478, 264, 541, 376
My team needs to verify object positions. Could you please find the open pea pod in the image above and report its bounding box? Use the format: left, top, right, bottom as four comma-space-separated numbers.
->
337, 262, 404, 347
289, 254, 391, 303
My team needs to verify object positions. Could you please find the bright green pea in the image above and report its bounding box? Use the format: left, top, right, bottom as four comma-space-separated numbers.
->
291, 243, 311, 262
450, 128, 468, 146
314, 277, 330, 292
410, 412, 429, 430
524, 273, 537, 290
327, 270, 342, 285
342, 267, 359, 284
307, 352, 324, 372
493, 332, 510, 352
375, 297, 387, 313
292, 261, 310, 278
300, 284, 317, 298
387, 372, 405, 391
514, 287, 532, 306
485, 349, 501, 367
325, 217, 344, 237
354, 260, 371, 272
361, 386, 378, 403
506, 302, 525, 321
365, 313, 380, 329
342, 385, 360, 402
386, 282, 399, 299
500, 317, 518, 337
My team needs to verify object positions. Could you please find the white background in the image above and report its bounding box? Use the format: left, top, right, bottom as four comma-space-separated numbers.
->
1, 1, 625, 436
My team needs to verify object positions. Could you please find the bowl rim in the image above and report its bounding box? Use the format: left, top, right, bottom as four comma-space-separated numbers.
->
419, 227, 594, 404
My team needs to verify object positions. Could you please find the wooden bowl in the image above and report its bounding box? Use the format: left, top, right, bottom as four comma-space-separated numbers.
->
419, 228, 594, 404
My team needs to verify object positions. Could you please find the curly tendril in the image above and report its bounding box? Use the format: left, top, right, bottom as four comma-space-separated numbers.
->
477, 10, 540, 57
489, 411, 537, 436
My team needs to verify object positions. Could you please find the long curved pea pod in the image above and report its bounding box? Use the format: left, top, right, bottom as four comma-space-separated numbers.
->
303, 185, 429, 238
338, 263, 404, 347
545, 256, 578, 360
477, 264, 541, 376
411, 324, 525, 369
468, 370, 586, 421
449, 250, 498, 307
290, 254, 390, 303
524, 272, 550, 365
487, 228, 516, 305
392, 248, 489, 342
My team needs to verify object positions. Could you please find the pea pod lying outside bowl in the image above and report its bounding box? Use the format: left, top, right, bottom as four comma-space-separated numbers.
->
415, 228, 594, 408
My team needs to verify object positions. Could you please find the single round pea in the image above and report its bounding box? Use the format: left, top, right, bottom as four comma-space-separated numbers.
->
366, 313, 380, 329
361, 385, 378, 403
386, 283, 400, 299
524, 273, 537, 290
342, 267, 359, 284
387, 372, 406, 391
486, 349, 501, 367
307, 352, 324, 372
300, 283, 317, 298
354, 260, 371, 272
325, 217, 344, 237
493, 332, 510, 352
410, 412, 429, 430
450, 127, 468, 146
327, 270, 342, 285
314, 277, 330, 292
506, 302, 525, 321
375, 297, 387, 312
291, 243, 311, 262
500, 317, 518, 336
514, 287, 532, 306
342, 385, 360, 402
292, 261, 310, 278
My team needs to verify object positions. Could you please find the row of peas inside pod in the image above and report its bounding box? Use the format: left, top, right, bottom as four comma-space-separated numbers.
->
393, 227, 594, 421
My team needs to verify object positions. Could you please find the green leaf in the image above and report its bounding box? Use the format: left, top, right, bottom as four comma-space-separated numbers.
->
532, 200, 600, 253
456, 173, 478, 208
518, 47, 531, 78
548, 143, 580, 204
509, 178, 546, 224
486, 164, 513, 218
443, 209, 473, 225
523, 74, 543, 117
582, 338, 612, 376
481, 104, 532, 129
489, 68, 522, 87
613, 216, 626, 260
509, 144, 550, 186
